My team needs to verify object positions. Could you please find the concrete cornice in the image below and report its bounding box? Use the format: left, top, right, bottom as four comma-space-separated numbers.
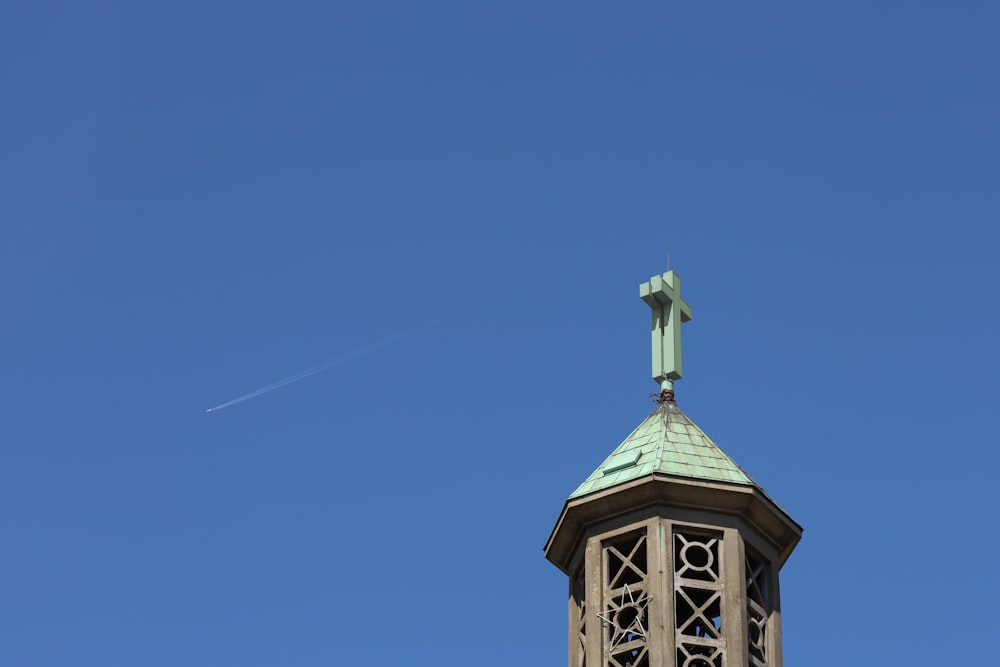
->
545, 473, 802, 575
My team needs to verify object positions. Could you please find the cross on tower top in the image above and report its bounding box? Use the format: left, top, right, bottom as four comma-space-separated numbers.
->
639, 271, 692, 390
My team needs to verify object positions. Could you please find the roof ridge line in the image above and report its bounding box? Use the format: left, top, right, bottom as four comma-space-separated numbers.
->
651, 404, 667, 472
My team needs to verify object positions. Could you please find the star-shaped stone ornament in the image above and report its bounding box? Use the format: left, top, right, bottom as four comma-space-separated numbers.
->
596, 584, 652, 650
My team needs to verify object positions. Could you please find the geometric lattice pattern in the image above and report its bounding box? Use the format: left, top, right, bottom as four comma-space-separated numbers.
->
745, 551, 768, 667
601, 530, 650, 667
573, 574, 587, 667
674, 531, 725, 667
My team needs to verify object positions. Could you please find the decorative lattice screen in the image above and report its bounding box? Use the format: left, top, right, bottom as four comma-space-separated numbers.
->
600, 530, 650, 667
673, 530, 725, 667
745, 550, 769, 667
572, 573, 586, 667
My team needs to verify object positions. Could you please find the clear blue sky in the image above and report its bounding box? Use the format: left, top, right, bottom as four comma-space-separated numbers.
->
2, 2, 998, 665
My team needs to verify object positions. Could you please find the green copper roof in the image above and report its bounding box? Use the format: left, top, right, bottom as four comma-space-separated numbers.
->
570, 401, 758, 498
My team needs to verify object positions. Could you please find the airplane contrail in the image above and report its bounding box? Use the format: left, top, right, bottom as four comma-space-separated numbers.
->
205, 319, 443, 413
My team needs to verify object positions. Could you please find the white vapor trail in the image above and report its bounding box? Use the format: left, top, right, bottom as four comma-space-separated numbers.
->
205, 320, 441, 413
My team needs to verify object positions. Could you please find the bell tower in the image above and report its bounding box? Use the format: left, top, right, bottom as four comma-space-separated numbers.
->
544, 271, 801, 667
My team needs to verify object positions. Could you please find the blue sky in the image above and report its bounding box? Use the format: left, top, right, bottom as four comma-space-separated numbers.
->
2, 2, 998, 665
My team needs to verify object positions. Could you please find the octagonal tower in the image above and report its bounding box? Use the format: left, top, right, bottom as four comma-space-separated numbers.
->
544, 271, 801, 667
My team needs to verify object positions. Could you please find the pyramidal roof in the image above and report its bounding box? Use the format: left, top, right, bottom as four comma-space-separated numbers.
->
570, 401, 759, 498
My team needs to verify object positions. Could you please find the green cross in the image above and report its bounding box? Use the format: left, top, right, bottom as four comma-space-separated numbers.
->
639, 271, 693, 386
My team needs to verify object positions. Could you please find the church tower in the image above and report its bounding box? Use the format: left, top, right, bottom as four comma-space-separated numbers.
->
544, 271, 801, 667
